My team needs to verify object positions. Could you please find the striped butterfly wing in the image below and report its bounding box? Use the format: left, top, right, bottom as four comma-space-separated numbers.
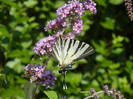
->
51, 37, 63, 64
63, 38, 94, 62
52, 37, 94, 66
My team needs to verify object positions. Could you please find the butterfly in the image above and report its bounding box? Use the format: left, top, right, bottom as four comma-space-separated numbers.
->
51, 36, 94, 89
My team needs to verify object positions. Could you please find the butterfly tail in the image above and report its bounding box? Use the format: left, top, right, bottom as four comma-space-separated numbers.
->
62, 71, 67, 89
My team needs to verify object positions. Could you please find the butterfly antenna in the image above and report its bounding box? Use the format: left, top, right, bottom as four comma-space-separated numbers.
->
62, 71, 67, 89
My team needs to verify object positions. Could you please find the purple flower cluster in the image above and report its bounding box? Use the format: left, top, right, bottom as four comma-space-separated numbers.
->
64, 32, 75, 39
104, 85, 125, 99
56, 0, 97, 19
124, 0, 133, 21
83, 0, 97, 14
90, 88, 99, 99
104, 85, 109, 95
72, 16, 83, 36
56, 0, 84, 18
33, 35, 58, 55
59, 95, 66, 99
86, 85, 126, 99
44, 18, 67, 31
61, 96, 66, 99
24, 64, 57, 89
44, 0, 97, 38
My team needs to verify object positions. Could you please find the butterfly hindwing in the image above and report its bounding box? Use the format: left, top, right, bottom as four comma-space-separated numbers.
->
64, 38, 94, 62
51, 37, 94, 66
71, 41, 94, 61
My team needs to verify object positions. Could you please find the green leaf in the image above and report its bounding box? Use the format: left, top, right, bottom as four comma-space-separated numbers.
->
24, 82, 35, 99
109, 69, 121, 75
111, 76, 119, 88
100, 17, 115, 30
17, 16, 29, 23
10, 7, 19, 19
50, 12, 57, 19
42, 5, 50, 12
28, 17, 36, 22
109, 63, 120, 69
95, 0, 107, 7
130, 70, 133, 83
112, 34, 124, 47
126, 60, 133, 69
111, 48, 124, 54
24, 0, 38, 8
83, 24, 91, 31
30, 22, 39, 28
8, 49, 23, 58
112, 34, 124, 43
66, 72, 82, 86
54, 1, 65, 9
1, 86, 25, 98
0, 27, 10, 37
43, 91, 58, 99
39, 13, 46, 19
91, 80, 99, 86
96, 55, 105, 62
15, 25, 30, 34
92, 40, 107, 55
5, 58, 22, 73
5, 58, 21, 69
21, 38, 32, 48
1, 0, 18, 8
81, 73, 90, 85
109, 0, 123, 5
100, 59, 113, 67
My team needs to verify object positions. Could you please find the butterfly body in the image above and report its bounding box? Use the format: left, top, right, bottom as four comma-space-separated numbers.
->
51, 36, 94, 89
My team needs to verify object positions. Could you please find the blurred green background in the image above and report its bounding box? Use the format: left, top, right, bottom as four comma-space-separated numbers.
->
0, 0, 133, 99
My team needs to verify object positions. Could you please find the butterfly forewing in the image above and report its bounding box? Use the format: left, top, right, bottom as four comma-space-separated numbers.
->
52, 47, 60, 62
72, 42, 94, 61
51, 37, 94, 66
52, 38, 63, 64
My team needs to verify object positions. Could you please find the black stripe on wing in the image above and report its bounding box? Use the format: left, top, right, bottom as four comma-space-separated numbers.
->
73, 45, 94, 61
70, 40, 94, 61
73, 39, 76, 46
51, 49, 59, 62
71, 41, 82, 57
67, 39, 72, 52
64, 39, 68, 46
63, 39, 73, 63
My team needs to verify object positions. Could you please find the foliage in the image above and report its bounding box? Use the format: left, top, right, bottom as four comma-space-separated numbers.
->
0, 0, 133, 99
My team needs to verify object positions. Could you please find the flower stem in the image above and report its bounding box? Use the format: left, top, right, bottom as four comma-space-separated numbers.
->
84, 90, 125, 99
84, 91, 104, 99
31, 84, 39, 99
43, 55, 51, 70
